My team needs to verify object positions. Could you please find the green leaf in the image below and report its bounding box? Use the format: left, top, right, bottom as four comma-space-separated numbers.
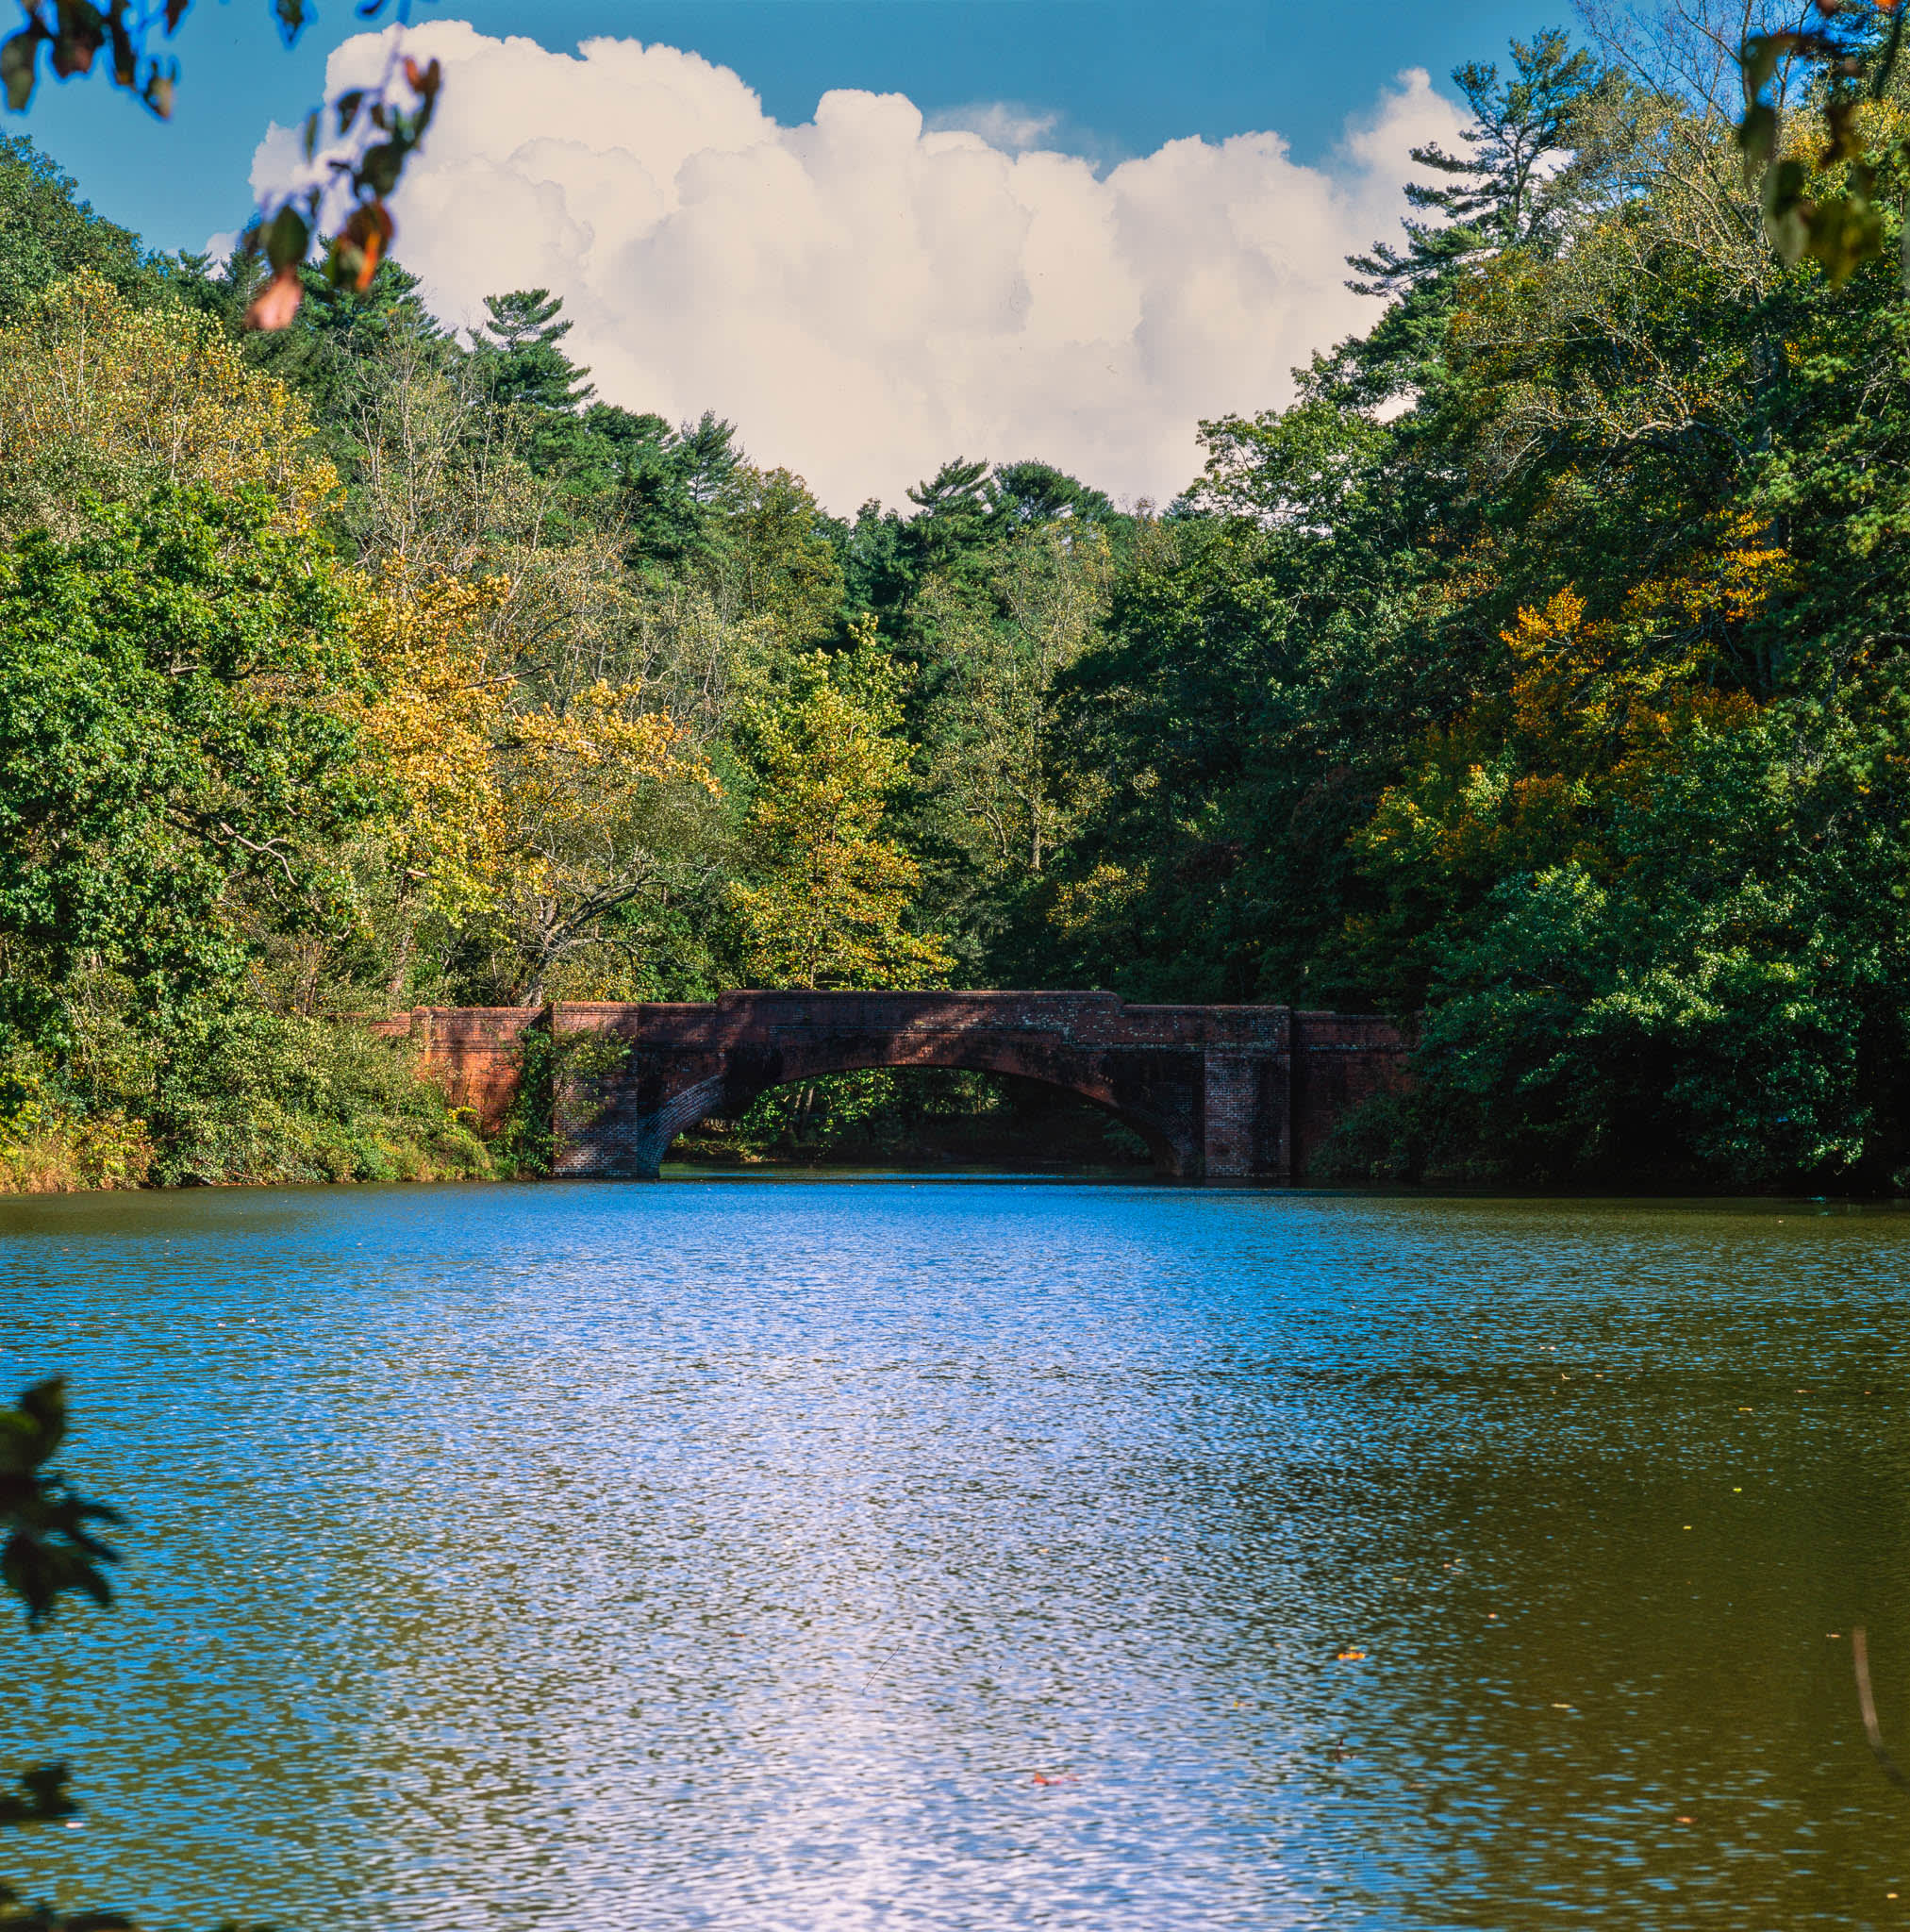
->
1737, 102, 1778, 188
263, 203, 310, 272
1805, 192, 1885, 287
357, 140, 406, 198
0, 25, 44, 112
1762, 157, 1811, 266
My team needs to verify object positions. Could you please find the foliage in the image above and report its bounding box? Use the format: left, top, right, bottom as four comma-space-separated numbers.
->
141, 1009, 490, 1185
729, 637, 952, 991
708, 1066, 1149, 1168
0, 487, 375, 1035
0, 1377, 119, 1928
1341, 30, 1602, 399
0, 1380, 119, 1631
1, 1381, 272, 1931
1, 0, 443, 331
0, 273, 336, 534
489, 1024, 629, 1178
1735, 1, 1908, 286
0, 135, 151, 324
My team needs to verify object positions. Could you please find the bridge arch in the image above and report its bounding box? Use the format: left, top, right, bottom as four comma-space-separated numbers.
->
550, 991, 1240, 1180
634, 1045, 1186, 1174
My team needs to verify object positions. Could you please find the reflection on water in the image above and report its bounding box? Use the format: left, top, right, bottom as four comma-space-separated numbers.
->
1, 1180, 1907, 1929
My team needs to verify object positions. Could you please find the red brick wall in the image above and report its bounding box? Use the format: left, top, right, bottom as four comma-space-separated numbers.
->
1289, 1010, 1413, 1175
376, 1007, 540, 1134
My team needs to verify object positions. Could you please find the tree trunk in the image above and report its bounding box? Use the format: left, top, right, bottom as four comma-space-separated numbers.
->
386, 915, 417, 1010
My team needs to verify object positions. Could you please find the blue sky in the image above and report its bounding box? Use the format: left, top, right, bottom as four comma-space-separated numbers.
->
8, 1, 1566, 506
19, 1, 1558, 255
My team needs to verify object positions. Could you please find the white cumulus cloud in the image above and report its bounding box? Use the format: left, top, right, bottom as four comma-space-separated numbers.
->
924, 101, 1064, 154
247, 23, 1463, 513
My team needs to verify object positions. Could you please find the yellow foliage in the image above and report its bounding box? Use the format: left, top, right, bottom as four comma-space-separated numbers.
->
1624, 513, 1795, 631
490, 678, 718, 978
352, 566, 516, 923
352, 564, 719, 1000
731, 659, 951, 991
0, 1110, 154, 1193
0, 273, 337, 529
1502, 527, 1786, 763
1361, 531, 1780, 905
1045, 861, 1144, 941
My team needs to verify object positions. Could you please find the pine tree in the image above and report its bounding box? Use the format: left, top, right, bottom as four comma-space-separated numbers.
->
1340, 30, 1601, 398
476, 288, 596, 413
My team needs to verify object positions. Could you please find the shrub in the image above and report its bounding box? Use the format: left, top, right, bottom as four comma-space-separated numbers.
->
142, 1011, 488, 1187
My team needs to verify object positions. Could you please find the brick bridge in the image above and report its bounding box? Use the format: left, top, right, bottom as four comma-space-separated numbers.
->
378, 992, 1408, 1180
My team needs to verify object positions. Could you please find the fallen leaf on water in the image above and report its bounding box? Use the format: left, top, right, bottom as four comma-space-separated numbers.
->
1551, 1703, 1574, 1710
1675, 1815, 1694, 1824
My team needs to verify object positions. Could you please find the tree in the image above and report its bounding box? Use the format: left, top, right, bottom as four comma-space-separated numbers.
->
988, 458, 1115, 529
0, 134, 152, 325
730, 639, 951, 991
912, 518, 1113, 931
348, 565, 513, 1003
179, 250, 453, 451
0, 272, 337, 537
482, 681, 718, 1006
476, 288, 595, 414
706, 465, 844, 647
1341, 30, 1603, 397
1733, 0, 1910, 286
0, 487, 377, 1042
346, 558, 723, 1008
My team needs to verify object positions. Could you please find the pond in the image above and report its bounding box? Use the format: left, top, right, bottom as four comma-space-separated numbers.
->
2, 1179, 1907, 1929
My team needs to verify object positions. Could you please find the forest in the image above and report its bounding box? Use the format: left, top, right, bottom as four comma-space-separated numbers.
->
3, 21, 1909, 1192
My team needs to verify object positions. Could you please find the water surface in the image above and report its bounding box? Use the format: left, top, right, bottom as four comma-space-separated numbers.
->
2, 1180, 1907, 1929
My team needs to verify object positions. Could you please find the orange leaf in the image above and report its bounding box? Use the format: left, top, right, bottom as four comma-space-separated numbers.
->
243, 263, 305, 332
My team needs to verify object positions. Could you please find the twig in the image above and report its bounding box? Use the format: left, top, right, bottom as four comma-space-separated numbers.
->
1852, 1625, 1909, 1791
